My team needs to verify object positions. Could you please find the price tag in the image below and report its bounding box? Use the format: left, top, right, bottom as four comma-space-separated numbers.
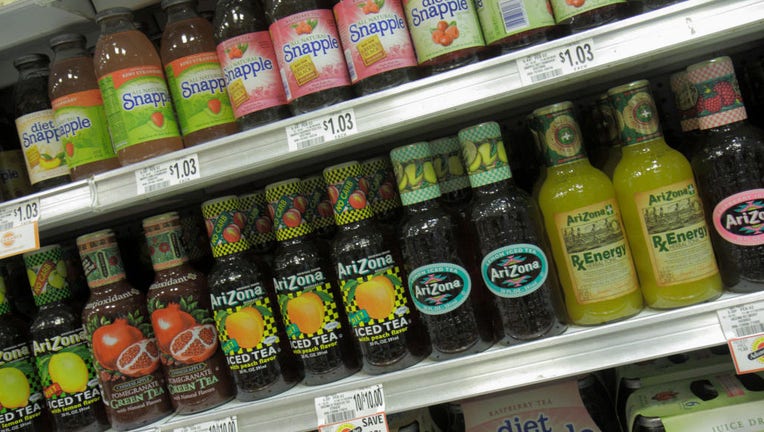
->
0, 197, 41, 259
286, 108, 358, 152
172, 415, 237, 432
0, 197, 40, 229
318, 413, 388, 432
136, 153, 200, 195
315, 384, 385, 428
717, 301, 764, 374
517, 38, 596, 86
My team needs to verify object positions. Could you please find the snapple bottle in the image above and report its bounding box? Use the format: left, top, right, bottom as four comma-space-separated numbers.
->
549, 0, 630, 33
161, 0, 240, 146
94, 8, 184, 165
266, 0, 354, 115
213, 0, 291, 130
49, 33, 120, 180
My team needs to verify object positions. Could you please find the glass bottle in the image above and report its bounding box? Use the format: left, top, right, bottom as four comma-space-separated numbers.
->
94, 7, 184, 165
476, 0, 560, 55
361, 157, 403, 226
533, 102, 643, 325
323, 162, 430, 373
143, 212, 235, 414
0, 115, 33, 200
77, 230, 174, 430
686, 56, 764, 293
428, 136, 472, 220
240, 190, 277, 256
458, 122, 567, 344
212, 0, 291, 130
201, 196, 302, 399
549, 0, 630, 33
390, 144, 494, 359
264, 179, 361, 384
595, 94, 623, 179
13, 54, 71, 192
25, 245, 110, 432
669, 70, 702, 160
301, 175, 337, 240
49, 33, 120, 180
161, 0, 239, 146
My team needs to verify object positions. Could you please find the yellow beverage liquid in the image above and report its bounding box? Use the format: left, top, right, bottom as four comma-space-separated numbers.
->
608, 81, 722, 309
534, 102, 643, 325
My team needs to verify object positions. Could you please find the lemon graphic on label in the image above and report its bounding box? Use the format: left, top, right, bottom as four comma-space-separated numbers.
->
0, 367, 30, 408
423, 161, 438, 185
27, 269, 37, 288
56, 260, 67, 277
463, 141, 481, 172
48, 272, 66, 290
49, 352, 88, 394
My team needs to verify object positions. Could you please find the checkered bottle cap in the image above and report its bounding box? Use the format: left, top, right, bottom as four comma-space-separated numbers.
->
458, 122, 512, 188
24, 244, 71, 306
0, 274, 9, 315
670, 71, 700, 132
360, 157, 402, 215
323, 161, 374, 225
301, 175, 336, 231
429, 136, 471, 194
686, 56, 747, 129
240, 190, 276, 248
265, 178, 313, 241
201, 195, 251, 258
390, 142, 441, 206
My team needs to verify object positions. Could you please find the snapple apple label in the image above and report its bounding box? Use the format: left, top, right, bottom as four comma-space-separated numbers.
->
481, 244, 548, 298
712, 189, 764, 246
407, 263, 471, 315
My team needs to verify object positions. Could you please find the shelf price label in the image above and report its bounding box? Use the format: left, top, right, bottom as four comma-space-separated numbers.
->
286, 108, 358, 152
315, 384, 387, 432
171, 415, 237, 432
518, 38, 597, 86
718, 301, 764, 374
136, 153, 201, 195
0, 197, 41, 259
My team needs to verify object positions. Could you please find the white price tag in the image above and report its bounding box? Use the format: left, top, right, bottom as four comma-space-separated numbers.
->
318, 413, 388, 432
0, 197, 41, 259
136, 153, 200, 195
286, 108, 358, 152
518, 38, 596, 86
315, 384, 385, 428
718, 301, 764, 374
172, 415, 237, 432
0, 197, 40, 230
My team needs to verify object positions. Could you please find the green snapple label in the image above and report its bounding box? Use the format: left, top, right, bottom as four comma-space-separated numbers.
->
52, 89, 116, 169
476, 0, 555, 45
550, 0, 626, 23
481, 244, 548, 298
408, 263, 471, 315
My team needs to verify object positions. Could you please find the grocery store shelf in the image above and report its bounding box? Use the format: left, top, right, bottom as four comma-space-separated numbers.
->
122, 290, 764, 432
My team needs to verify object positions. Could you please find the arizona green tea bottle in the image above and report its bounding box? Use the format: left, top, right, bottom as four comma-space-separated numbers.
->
25, 245, 109, 431
324, 162, 430, 374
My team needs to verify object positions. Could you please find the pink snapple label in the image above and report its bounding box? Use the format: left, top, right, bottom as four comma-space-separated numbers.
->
216, 31, 288, 118
270, 9, 351, 102
712, 189, 764, 246
334, 0, 417, 84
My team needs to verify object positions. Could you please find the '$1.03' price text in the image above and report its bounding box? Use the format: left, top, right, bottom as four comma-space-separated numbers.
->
322, 112, 354, 137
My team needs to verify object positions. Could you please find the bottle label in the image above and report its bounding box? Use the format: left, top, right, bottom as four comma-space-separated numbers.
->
608, 84, 663, 146
78, 235, 127, 288
635, 180, 719, 286
334, 0, 417, 84
403, 0, 485, 64
0, 150, 32, 198
549, 0, 626, 23
273, 268, 343, 358
476, 0, 555, 45
535, 108, 586, 167
15, 109, 69, 185
431, 143, 469, 194
407, 262, 471, 315
0, 342, 45, 430
460, 127, 511, 187
712, 189, 764, 246
554, 199, 639, 304
24, 248, 71, 306
325, 165, 374, 225
302, 177, 336, 232
362, 159, 402, 215
690, 70, 747, 129
203, 199, 250, 258
32, 327, 103, 419
670, 72, 700, 132
146, 224, 189, 270
165, 52, 236, 135
270, 9, 351, 102
481, 243, 548, 298
240, 193, 276, 248
51, 89, 116, 169
210, 283, 281, 371
98, 66, 181, 152
268, 184, 312, 241
216, 31, 288, 118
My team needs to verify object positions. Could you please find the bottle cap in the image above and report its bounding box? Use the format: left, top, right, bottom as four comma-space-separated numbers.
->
686, 56, 747, 129
390, 142, 441, 206
23, 244, 71, 307
265, 178, 312, 241
531, 102, 587, 167
457, 122, 512, 188
670, 71, 699, 132
360, 157, 402, 216
606, 80, 663, 146
49, 33, 87, 50
76, 229, 127, 289
428, 136, 471, 194
201, 196, 251, 258
142, 212, 189, 270
239, 191, 275, 250
95, 7, 133, 23
12, 54, 49, 69
322, 161, 374, 225
160, 0, 196, 11
300, 175, 336, 232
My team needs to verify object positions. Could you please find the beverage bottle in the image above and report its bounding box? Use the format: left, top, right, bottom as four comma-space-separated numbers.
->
161, 0, 240, 146
549, 0, 630, 33
361, 157, 403, 226
142, 212, 235, 413
301, 175, 337, 240
323, 162, 430, 373
533, 102, 643, 325
607, 80, 722, 309
49, 33, 120, 180
94, 7, 184, 165
265, 179, 361, 384
668, 71, 702, 160
685, 56, 764, 293
240, 190, 277, 256
77, 230, 174, 430
201, 196, 302, 399
13, 54, 71, 192
266, 0, 354, 115
458, 122, 567, 344
0, 275, 51, 432
476, 0, 559, 55
333, 0, 418, 95
429, 136, 472, 217
0, 115, 33, 200
390, 144, 494, 358
403, 0, 485, 74
212, 0, 291, 130
527, 114, 547, 201
594, 94, 623, 179
24, 245, 110, 432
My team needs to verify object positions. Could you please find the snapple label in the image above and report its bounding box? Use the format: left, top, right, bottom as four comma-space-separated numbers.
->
15, 109, 70, 185
52, 89, 116, 169
403, 0, 485, 64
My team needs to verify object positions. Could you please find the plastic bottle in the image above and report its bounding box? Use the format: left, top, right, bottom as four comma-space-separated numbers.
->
301, 175, 337, 240
0, 115, 33, 200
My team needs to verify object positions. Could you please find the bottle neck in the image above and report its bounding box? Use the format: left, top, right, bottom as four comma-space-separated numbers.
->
52, 42, 89, 62
165, 3, 199, 23
548, 158, 591, 174
404, 199, 440, 215
703, 119, 746, 134
99, 15, 136, 36
473, 179, 509, 197
17, 64, 49, 80
620, 136, 670, 156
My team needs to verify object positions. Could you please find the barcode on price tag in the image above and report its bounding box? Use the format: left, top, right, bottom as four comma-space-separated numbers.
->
517, 38, 596, 86
286, 109, 358, 152
718, 302, 764, 374
172, 415, 237, 432
0, 197, 41, 259
136, 153, 200, 195
315, 384, 385, 428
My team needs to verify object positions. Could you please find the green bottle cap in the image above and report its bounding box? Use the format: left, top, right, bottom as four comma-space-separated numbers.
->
23, 244, 71, 307
265, 178, 313, 241
390, 142, 441, 206
240, 191, 276, 249
531, 101, 587, 167
323, 161, 374, 225
201, 196, 251, 258
301, 175, 336, 231
606, 80, 663, 146
670, 71, 699, 132
686, 56, 747, 130
360, 157, 402, 215
457, 122, 511, 188
142, 212, 190, 270
0, 275, 9, 316
76, 229, 127, 289
428, 136, 470, 194
595, 94, 621, 147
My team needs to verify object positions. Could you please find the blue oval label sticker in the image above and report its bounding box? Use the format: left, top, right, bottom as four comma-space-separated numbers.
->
481, 243, 548, 298
407, 262, 471, 315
